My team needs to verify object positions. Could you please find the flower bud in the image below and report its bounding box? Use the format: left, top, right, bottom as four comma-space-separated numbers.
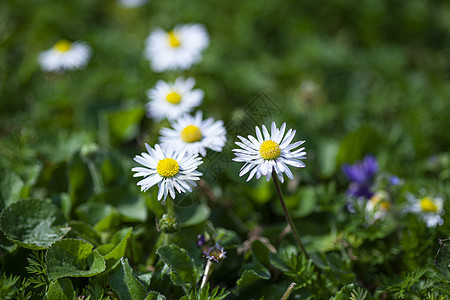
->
159, 214, 179, 233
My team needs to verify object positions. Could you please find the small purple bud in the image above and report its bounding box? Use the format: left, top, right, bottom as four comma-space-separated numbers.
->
197, 234, 206, 247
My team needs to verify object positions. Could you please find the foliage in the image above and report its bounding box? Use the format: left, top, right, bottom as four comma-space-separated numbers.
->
1, 0, 450, 298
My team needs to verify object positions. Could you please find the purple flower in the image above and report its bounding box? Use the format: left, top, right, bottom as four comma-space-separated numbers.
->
389, 175, 400, 186
342, 155, 378, 198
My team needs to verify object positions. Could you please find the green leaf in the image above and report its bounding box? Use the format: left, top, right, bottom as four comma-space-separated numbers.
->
435, 239, 450, 280
336, 126, 381, 166
97, 227, 132, 270
46, 278, 75, 300
109, 258, 147, 300
0, 198, 69, 250
0, 171, 24, 211
46, 239, 106, 280
68, 221, 101, 247
175, 202, 211, 227
236, 262, 271, 292
101, 104, 145, 145
156, 244, 198, 290
145, 291, 167, 300
75, 202, 120, 232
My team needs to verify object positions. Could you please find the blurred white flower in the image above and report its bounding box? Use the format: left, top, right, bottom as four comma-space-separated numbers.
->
159, 111, 226, 157
39, 39, 91, 72
146, 77, 203, 121
132, 144, 202, 201
232, 122, 306, 183
117, 0, 148, 8
405, 194, 444, 228
144, 23, 209, 72
366, 191, 390, 222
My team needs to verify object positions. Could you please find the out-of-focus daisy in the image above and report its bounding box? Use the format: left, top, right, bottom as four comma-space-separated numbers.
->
117, 0, 148, 8
159, 111, 226, 157
366, 191, 390, 222
232, 122, 306, 183
203, 243, 226, 263
39, 39, 91, 72
146, 77, 204, 121
405, 194, 444, 228
342, 155, 378, 199
132, 144, 202, 201
144, 23, 209, 72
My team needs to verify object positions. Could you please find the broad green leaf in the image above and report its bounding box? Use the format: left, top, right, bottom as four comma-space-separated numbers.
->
435, 239, 450, 280
109, 258, 147, 300
146, 291, 166, 300
75, 202, 120, 232
0, 171, 24, 211
69, 152, 93, 207
101, 105, 145, 145
97, 227, 132, 270
156, 244, 197, 290
0, 198, 69, 250
68, 221, 101, 247
336, 126, 381, 166
46, 278, 75, 300
46, 239, 106, 280
175, 202, 211, 227
236, 262, 271, 291
93, 188, 147, 222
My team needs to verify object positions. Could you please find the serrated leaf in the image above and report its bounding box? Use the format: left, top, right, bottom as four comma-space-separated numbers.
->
146, 291, 166, 300
435, 239, 450, 280
156, 244, 197, 290
46, 278, 75, 300
109, 258, 147, 300
46, 239, 106, 280
0, 198, 69, 250
236, 262, 271, 292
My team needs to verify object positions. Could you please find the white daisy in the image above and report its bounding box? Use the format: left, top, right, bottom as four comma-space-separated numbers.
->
146, 77, 204, 121
366, 191, 391, 222
144, 23, 209, 72
405, 194, 444, 228
117, 0, 148, 8
159, 111, 226, 157
132, 144, 202, 201
232, 121, 307, 183
39, 39, 91, 72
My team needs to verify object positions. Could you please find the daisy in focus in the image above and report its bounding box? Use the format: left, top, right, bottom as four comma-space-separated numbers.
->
232, 122, 307, 183
39, 39, 91, 72
144, 23, 209, 72
146, 77, 204, 121
159, 111, 226, 157
132, 144, 202, 201
405, 194, 444, 228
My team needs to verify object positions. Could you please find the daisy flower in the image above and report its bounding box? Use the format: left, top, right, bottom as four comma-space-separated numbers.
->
144, 23, 209, 72
366, 191, 390, 222
232, 122, 307, 183
146, 77, 204, 121
132, 144, 202, 201
203, 243, 226, 263
405, 194, 444, 228
159, 111, 226, 156
38, 39, 91, 72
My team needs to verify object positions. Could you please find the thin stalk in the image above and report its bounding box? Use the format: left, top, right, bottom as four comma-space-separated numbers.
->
280, 282, 296, 300
200, 260, 213, 289
86, 160, 103, 193
271, 171, 310, 259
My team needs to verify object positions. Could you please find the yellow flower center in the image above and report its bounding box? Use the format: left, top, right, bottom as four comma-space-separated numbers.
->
420, 197, 438, 212
168, 31, 181, 48
259, 140, 281, 160
156, 158, 180, 178
370, 194, 390, 210
180, 125, 202, 143
54, 39, 72, 52
166, 91, 182, 104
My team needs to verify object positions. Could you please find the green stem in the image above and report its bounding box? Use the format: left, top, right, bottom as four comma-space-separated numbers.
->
280, 282, 296, 300
200, 260, 213, 289
86, 160, 103, 193
271, 171, 310, 260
